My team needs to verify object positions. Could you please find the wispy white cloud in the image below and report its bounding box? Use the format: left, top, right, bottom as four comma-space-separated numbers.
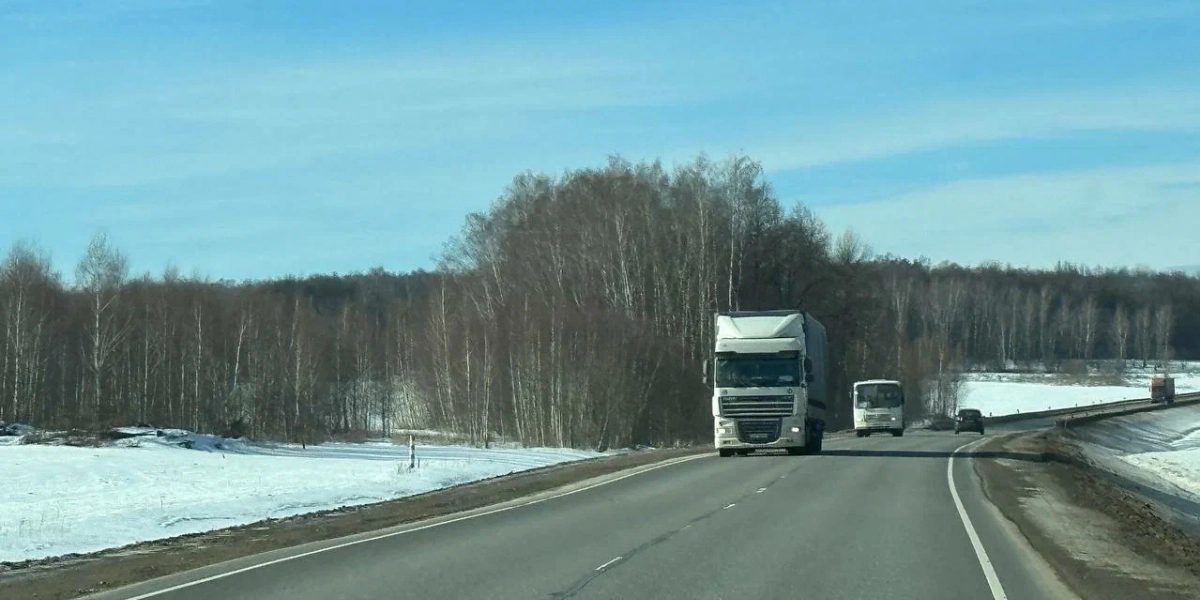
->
0, 4, 874, 191
0, 44, 726, 189
750, 83, 1200, 172
815, 162, 1200, 270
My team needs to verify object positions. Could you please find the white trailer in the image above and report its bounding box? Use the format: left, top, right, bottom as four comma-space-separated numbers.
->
706, 310, 828, 457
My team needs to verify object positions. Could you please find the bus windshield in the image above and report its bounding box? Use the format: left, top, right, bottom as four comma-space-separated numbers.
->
715, 353, 800, 388
856, 383, 903, 409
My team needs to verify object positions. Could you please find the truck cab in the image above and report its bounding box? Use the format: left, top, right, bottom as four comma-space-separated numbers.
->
1150, 375, 1176, 403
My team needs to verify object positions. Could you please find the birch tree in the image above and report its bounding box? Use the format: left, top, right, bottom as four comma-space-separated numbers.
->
75, 232, 129, 427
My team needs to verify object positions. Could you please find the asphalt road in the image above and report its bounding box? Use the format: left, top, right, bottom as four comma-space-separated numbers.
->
91, 430, 1076, 600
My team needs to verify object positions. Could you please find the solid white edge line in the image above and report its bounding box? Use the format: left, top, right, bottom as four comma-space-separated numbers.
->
116, 453, 709, 600
949, 437, 1009, 600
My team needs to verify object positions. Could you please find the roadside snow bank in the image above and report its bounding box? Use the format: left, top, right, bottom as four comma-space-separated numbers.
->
1115, 409, 1200, 499
0, 423, 33, 446
0, 430, 605, 563
1070, 405, 1200, 502
1122, 450, 1200, 499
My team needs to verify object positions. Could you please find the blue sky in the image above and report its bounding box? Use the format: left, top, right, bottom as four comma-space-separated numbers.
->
3, 0, 1199, 281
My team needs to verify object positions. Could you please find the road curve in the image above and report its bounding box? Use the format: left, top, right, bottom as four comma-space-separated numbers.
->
88, 430, 1076, 600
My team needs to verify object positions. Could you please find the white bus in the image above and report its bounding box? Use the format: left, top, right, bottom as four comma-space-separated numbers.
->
852, 379, 905, 437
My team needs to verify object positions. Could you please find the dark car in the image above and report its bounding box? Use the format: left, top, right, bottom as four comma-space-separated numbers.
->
955, 409, 984, 435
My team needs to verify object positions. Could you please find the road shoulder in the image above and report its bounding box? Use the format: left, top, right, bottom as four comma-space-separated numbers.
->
974, 430, 1200, 600
0, 446, 708, 600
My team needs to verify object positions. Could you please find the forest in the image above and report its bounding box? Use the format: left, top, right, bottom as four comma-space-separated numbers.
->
2, 154, 1195, 449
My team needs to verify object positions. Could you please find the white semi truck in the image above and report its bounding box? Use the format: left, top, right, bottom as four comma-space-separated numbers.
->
706, 310, 828, 457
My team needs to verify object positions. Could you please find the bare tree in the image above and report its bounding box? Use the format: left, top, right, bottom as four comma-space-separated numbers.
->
1154, 303, 1174, 365
1079, 295, 1098, 361
925, 277, 964, 415
885, 269, 913, 369
75, 232, 129, 427
1110, 304, 1131, 367
0, 242, 57, 424
1137, 305, 1154, 367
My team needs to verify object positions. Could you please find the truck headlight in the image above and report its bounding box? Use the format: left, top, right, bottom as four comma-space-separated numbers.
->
718, 427, 731, 435
790, 426, 801, 433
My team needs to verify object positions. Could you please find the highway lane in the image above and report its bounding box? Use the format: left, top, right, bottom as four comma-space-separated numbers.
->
90, 430, 1076, 600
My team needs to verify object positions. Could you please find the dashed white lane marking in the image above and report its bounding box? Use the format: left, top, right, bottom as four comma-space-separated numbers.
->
723, 503, 737, 510
756, 488, 767, 493
949, 438, 1009, 600
595, 557, 623, 571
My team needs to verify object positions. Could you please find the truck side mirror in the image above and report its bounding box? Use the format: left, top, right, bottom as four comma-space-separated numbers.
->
806, 373, 815, 384
803, 357, 813, 373
702, 361, 710, 386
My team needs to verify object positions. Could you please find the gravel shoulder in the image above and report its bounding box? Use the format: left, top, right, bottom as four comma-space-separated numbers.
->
974, 430, 1200, 600
0, 446, 707, 600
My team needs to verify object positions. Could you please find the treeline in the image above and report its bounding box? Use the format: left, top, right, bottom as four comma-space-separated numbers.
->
1, 154, 1195, 448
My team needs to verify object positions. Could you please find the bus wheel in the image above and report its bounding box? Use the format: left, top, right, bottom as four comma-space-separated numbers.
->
892, 429, 903, 437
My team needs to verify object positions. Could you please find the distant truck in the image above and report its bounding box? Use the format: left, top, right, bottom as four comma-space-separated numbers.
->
852, 379, 905, 437
1150, 375, 1176, 403
705, 310, 827, 457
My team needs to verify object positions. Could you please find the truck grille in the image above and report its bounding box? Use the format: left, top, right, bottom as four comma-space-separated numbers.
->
720, 395, 794, 418
737, 419, 782, 444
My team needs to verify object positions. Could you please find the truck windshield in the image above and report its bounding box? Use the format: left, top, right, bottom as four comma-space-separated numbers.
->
855, 383, 903, 409
715, 353, 800, 388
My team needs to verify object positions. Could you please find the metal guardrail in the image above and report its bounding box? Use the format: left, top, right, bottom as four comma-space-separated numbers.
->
980, 397, 1150, 425
1053, 392, 1200, 428
841, 392, 1200, 433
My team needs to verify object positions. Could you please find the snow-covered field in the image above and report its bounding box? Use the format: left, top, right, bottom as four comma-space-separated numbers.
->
0, 428, 605, 564
958, 361, 1200, 417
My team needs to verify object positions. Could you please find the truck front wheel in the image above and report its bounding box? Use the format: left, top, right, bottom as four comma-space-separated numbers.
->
719, 449, 735, 457
806, 431, 823, 454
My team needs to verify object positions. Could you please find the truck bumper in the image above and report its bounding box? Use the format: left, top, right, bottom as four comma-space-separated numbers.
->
714, 417, 806, 449
855, 424, 901, 432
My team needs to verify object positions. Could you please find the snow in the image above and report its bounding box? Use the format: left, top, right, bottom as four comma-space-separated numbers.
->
1123, 449, 1200, 499
1117, 409, 1200, 500
957, 368, 1200, 418
960, 380, 1149, 416
0, 429, 606, 563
